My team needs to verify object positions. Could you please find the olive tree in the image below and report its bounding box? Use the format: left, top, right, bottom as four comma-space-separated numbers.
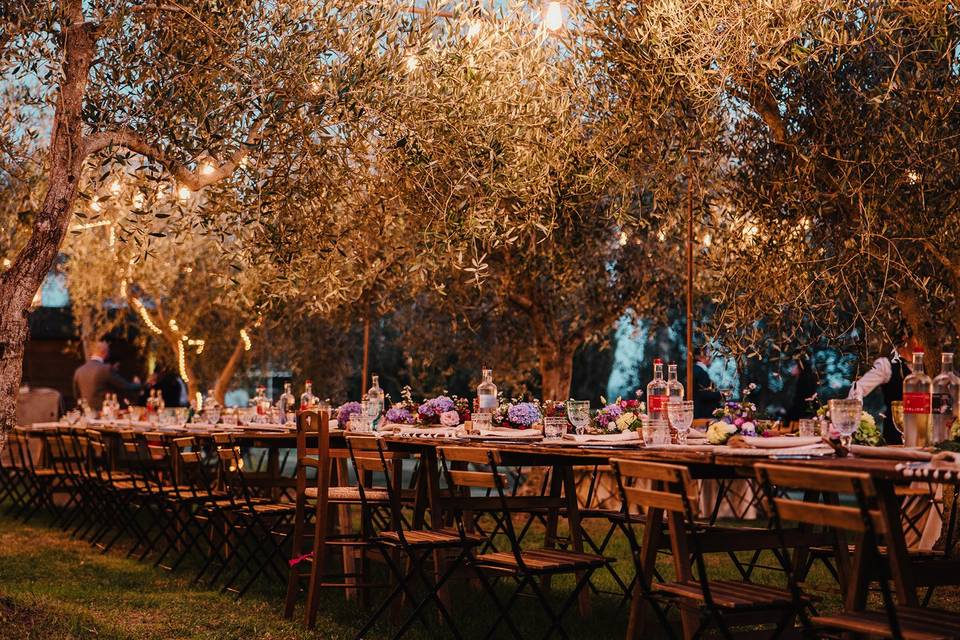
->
0, 0, 404, 434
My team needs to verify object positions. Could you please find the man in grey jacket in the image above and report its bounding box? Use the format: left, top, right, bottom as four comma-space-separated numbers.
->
72, 341, 140, 411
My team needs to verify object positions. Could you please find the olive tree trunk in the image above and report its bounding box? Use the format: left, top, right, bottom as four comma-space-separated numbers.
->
0, 10, 95, 438
538, 344, 576, 401
213, 336, 247, 406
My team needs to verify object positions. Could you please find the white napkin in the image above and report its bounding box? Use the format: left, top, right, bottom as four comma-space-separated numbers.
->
849, 445, 932, 461
561, 431, 641, 444
478, 427, 541, 439
736, 436, 823, 449
396, 425, 459, 438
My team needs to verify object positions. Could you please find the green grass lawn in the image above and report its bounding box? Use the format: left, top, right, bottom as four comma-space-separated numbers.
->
1, 508, 958, 639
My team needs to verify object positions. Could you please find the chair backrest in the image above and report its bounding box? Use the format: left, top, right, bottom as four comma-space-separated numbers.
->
754, 464, 885, 535
345, 435, 404, 536
609, 458, 699, 517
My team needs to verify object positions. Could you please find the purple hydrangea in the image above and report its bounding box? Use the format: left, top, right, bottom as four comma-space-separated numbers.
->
595, 404, 623, 430
385, 406, 414, 425
506, 402, 542, 428
418, 396, 456, 419
337, 401, 362, 425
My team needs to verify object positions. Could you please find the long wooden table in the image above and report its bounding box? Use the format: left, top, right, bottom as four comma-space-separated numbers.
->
19, 423, 952, 637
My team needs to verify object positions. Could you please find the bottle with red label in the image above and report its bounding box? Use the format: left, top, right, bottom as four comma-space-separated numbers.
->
931, 352, 959, 444
300, 380, 316, 411
647, 358, 669, 420
902, 351, 932, 447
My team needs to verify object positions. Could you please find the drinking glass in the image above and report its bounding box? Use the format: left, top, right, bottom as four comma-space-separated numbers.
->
890, 401, 905, 440
829, 398, 862, 451
797, 418, 817, 438
667, 400, 694, 445
471, 412, 492, 434
543, 416, 567, 440
642, 417, 670, 446
566, 401, 591, 436
363, 398, 381, 430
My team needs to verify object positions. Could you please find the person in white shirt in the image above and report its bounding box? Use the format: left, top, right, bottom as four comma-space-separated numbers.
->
847, 335, 924, 444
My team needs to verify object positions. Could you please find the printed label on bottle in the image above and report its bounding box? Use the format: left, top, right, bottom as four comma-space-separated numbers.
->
932, 393, 953, 415
648, 395, 667, 412
479, 396, 497, 409
903, 392, 932, 414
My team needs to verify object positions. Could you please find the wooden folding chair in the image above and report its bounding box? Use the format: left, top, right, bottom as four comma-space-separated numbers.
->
756, 463, 960, 640
439, 446, 608, 640
612, 458, 799, 640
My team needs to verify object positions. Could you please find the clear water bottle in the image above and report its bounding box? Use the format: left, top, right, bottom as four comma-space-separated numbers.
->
932, 352, 959, 444
646, 359, 669, 421
300, 379, 316, 411
477, 368, 498, 414
278, 382, 296, 424
366, 374, 384, 415
667, 363, 685, 402
903, 351, 932, 447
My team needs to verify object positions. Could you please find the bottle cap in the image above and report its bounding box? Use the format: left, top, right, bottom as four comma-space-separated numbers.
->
654, 358, 663, 365
305, 379, 312, 384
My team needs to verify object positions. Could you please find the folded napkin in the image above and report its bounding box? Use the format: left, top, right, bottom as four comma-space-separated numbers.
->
561, 431, 641, 444
396, 425, 459, 438
642, 443, 715, 452
729, 436, 823, 449
849, 445, 932, 461
478, 428, 541, 439
686, 430, 708, 441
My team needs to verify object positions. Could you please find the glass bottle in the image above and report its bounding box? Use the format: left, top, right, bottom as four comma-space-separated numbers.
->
278, 382, 296, 424
477, 368, 498, 413
300, 379, 316, 411
254, 385, 268, 420
646, 358, 669, 421
366, 374, 384, 415
667, 363, 685, 402
931, 352, 960, 444
903, 351, 932, 447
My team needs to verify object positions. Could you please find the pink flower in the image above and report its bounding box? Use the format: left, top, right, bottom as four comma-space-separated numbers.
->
733, 417, 745, 427
440, 410, 460, 427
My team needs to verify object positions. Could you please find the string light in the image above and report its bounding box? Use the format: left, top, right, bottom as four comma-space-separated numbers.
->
168, 318, 180, 333
177, 341, 190, 383
195, 391, 203, 411
2, 258, 10, 268
69, 220, 111, 231
109, 225, 116, 247
543, 2, 564, 32
188, 338, 205, 354
240, 328, 252, 351
131, 298, 163, 335
120, 279, 127, 299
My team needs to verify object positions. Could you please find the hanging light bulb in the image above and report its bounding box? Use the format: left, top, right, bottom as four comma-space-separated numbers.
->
543, 2, 564, 32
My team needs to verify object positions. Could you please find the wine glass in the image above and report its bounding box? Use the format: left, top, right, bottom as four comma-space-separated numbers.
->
829, 398, 863, 452
667, 400, 694, 445
890, 401, 905, 441
567, 400, 591, 436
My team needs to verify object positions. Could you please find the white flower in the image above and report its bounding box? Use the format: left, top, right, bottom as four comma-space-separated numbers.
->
707, 421, 738, 445
439, 410, 460, 427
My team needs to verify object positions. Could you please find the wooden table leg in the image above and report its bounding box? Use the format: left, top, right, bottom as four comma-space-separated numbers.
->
541, 466, 563, 592
877, 480, 919, 606
562, 465, 592, 616
627, 504, 663, 640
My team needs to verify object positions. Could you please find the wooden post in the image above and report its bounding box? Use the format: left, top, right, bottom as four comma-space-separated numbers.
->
361, 317, 370, 396
686, 170, 695, 400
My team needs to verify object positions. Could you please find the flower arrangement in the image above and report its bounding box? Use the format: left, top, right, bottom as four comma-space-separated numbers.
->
496, 400, 542, 429
452, 396, 472, 423
542, 400, 566, 417
707, 385, 763, 444
336, 401, 362, 426
596, 397, 645, 433
418, 395, 456, 425
816, 404, 884, 446
385, 406, 415, 425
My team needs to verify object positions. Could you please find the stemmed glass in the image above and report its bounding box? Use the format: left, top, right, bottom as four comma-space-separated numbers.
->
890, 401, 905, 441
667, 400, 694, 445
829, 398, 863, 452
567, 400, 591, 436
